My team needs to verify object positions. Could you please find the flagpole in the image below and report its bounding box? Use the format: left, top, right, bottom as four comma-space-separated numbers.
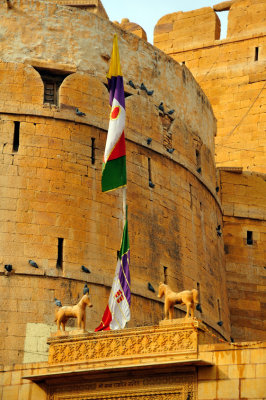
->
122, 187, 127, 225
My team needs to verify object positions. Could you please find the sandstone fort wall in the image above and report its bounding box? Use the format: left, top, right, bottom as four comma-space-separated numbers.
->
154, 0, 266, 173
0, 0, 229, 365
154, 0, 266, 342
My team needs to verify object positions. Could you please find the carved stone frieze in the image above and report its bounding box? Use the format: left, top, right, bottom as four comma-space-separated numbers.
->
48, 324, 198, 364
48, 372, 197, 400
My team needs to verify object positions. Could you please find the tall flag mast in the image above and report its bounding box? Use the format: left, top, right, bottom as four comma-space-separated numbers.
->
95, 34, 130, 331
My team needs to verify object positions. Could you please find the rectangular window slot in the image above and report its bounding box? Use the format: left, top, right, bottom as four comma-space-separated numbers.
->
197, 282, 201, 302
217, 299, 221, 320
91, 137, 95, 165
196, 149, 201, 173
13, 121, 20, 152
57, 238, 64, 269
163, 266, 168, 284
254, 47, 259, 61
189, 184, 193, 209
148, 157, 155, 188
247, 230, 253, 245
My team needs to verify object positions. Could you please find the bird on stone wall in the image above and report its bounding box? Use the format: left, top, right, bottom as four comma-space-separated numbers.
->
217, 320, 223, 327
146, 89, 154, 96
158, 102, 164, 113
83, 283, 90, 295
167, 148, 175, 154
28, 260, 38, 268
4, 264, 12, 273
76, 108, 86, 116
167, 109, 175, 115
149, 180, 155, 188
196, 303, 202, 313
81, 265, 91, 273
216, 225, 222, 237
140, 83, 154, 96
140, 82, 147, 91
54, 298, 62, 307
147, 138, 152, 145
148, 282, 155, 293
128, 80, 136, 89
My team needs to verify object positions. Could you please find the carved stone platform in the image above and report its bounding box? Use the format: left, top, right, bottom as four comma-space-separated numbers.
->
47, 318, 213, 367
24, 320, 214, 400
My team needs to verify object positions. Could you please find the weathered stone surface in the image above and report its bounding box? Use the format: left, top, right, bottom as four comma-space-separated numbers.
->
213, 1, 237, 12
0, 0, 228, 366
114, 18, 147, 41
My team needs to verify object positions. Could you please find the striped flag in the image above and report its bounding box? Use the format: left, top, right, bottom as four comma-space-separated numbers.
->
102, 34, 127, 192
95, 218, 130, 331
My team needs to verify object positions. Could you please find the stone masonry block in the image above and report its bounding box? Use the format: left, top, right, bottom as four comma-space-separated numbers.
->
241, 377, 266, 398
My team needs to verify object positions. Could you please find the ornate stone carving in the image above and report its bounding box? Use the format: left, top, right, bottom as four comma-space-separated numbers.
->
48, 372, 197, 400
48, 325, 197, 364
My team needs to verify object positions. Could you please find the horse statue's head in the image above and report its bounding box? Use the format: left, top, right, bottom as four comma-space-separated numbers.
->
82, 293, 93, 307
158, 282, 166, 298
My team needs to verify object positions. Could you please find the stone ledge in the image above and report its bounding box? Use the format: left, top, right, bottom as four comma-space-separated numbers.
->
47, 320, 218, 367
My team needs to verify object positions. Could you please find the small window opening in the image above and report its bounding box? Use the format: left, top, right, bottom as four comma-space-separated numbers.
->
197, 282, 201, 301
254, 47, 259, 61
247, 231, 253, 245
91, 137, 95, 165
148, 157, 155, 188
163, 266, 168, 284
13, 121, 20, 152
182, 61, 185, 65
34, 67, 70, 106
217, 299, 221, 320
196, 149, 201, 173
57, 238, 64, 269
189, 184, 193, 209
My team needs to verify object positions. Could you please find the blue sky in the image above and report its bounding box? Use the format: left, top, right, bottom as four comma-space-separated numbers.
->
101, 0, 229, 43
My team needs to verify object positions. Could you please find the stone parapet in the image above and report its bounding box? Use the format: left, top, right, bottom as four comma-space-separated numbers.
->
47, 319, 215, 367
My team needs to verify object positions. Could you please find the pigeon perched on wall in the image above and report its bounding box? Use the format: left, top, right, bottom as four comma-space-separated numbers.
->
216, 225, 222, 237
158, 102, 164, 113
54, 298, 62, 307
76, 108, 86, 116
83, 283, 90, 295
4, 264, 12, 273
148, 282, 155, 293
140, 83, 147, 91
29, 260, 38, 268
217, 320, 223, 327
149, 180, 155, 188
128, 80, 136, 89
146, 89, 154, 96
196, 303, 202, 313
167, 148, 175, 154
147, 138, 152, 145
81, 265, 91, 273
167, 109, 175, 115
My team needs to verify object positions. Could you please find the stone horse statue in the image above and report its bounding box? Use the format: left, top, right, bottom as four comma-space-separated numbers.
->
158, 282, 199, 320
55, 293, 93, 333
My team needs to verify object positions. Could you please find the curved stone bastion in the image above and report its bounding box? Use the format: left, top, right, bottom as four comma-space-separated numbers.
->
0, 0, 229, 365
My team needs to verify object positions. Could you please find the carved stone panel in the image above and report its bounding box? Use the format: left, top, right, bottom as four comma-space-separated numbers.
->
48, 325, 198, 365
48, 371, 197, 400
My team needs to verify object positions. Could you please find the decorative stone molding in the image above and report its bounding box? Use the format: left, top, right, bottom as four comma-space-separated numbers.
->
47, 372, 197, 400
47, 320, 207, 365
